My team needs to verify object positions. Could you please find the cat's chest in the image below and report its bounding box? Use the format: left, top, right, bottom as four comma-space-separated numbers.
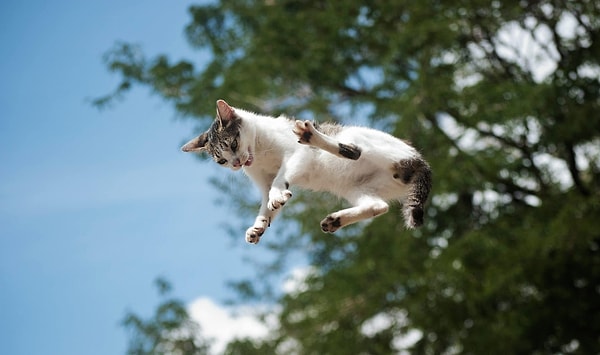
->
244, 150, 284, 177
246, 135, 295, 174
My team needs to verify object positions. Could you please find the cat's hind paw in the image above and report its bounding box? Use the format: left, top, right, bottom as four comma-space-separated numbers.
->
321, 214, 343, 233
267, 190, 292, 211
293, 120, 316, 144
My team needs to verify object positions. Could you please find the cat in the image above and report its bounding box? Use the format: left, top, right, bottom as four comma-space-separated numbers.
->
182, 99, 432, 244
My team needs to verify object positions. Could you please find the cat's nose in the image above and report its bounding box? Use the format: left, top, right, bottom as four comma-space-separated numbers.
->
232, 159, 242, 168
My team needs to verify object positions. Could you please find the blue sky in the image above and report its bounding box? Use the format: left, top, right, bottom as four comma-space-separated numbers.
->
0, 1, 279, 354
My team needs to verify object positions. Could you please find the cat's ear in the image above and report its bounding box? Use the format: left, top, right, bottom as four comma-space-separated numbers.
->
181, 132, 209, 152
216, 99, 236, 127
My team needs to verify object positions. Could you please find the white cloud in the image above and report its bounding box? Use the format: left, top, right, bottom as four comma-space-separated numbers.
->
188, 266, 433, 354
188, 297, 275, 354
186, 266, 314, 354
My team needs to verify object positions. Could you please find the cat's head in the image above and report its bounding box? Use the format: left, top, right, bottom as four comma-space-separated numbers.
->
181, 100, 254, 171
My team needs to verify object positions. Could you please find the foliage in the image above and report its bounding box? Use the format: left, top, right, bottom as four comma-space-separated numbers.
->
122, 278, 212, 355
104, 0, 600, 353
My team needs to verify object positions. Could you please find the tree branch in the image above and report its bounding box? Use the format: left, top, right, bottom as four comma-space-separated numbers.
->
564, 141, 591, 196
426, 113, 540, 199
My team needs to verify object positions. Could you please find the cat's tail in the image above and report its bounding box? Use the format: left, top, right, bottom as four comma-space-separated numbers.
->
396, 158, 432, 228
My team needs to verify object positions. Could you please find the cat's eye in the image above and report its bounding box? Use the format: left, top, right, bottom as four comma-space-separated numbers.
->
217, 158, 227, 165
231, 138, 238, 152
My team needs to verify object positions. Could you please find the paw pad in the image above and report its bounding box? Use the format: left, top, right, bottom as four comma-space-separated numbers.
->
320, 215, 342, 233
245, 226, 264, 244
293, 120, 315, 144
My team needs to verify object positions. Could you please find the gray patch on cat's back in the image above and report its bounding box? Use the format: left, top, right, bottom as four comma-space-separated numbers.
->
393, 169, 411, 184
392, 158, 422, 183
338, 143, 362, 160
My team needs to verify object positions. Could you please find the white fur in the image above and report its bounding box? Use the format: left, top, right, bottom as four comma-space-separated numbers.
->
224, 106, 421, 244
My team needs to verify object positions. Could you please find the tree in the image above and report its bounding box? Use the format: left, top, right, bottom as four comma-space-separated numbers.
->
103, 1, 600, 353
122, 278, 212, 355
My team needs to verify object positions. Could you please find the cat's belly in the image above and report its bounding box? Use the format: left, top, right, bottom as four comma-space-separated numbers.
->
295, 157, 410, 202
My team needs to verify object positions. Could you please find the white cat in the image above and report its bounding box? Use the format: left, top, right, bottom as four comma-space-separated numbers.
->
182, 100, 431, 244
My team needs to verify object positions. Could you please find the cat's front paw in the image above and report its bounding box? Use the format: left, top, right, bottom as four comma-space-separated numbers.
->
267, 190, 292, 211
245, 217, 270, 244
245, 225, 265, 244
293, 120, 316, 144
321, 214, 343, 233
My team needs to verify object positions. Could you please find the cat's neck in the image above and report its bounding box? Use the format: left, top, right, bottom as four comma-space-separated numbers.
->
239, 110, 295, 151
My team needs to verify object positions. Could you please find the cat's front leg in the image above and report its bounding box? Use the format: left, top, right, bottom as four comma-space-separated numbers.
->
244, 167, 293, 244
245, 171, 280, 244
246, 186, 291, 243
246, 193, 285, 244
246, 187, 280, 244
267, 167, 293, 211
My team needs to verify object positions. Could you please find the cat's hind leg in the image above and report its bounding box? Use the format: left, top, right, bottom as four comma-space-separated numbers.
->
245, 172, 290, 244
293, 120, 362, 160
320, 196, 389, 233
246, 193, 287, 244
